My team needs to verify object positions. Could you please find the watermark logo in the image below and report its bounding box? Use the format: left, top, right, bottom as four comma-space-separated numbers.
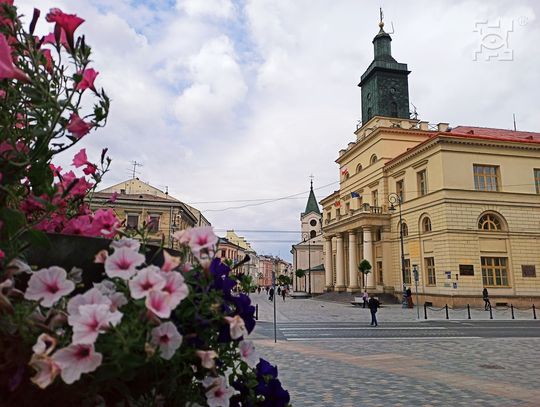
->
473, 19, 514, 61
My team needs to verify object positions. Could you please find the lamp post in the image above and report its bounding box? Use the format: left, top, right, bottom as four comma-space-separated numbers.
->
302, 232, 312, 296
388, 193, 407, 307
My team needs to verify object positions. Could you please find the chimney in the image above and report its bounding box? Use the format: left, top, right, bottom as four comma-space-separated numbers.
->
437, 123, 449, 132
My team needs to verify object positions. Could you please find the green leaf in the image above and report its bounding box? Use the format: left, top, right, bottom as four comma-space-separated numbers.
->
0, 207, 26, 235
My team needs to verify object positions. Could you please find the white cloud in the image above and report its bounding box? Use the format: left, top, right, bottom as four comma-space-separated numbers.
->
176, 0, 235, 19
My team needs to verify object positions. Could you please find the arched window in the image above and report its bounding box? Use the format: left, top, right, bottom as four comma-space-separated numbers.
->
478, 213, 502, 231
399, 221, 408, 237
356, 164, 363, 173
390, 102, 398, 117
422, 217, 432, 233
370, 154, 377, 165
310, 230, 317, 239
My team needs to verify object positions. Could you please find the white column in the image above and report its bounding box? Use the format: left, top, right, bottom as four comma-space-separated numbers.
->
324, 236, 333, 291
347, 230, 358, 292
335, 234, 345, 291
381, 227, 391, 288
363, 227, 375, 288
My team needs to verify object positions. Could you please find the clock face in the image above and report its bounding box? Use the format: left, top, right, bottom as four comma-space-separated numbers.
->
390, 87, 396, 94
310, 219, 317, 227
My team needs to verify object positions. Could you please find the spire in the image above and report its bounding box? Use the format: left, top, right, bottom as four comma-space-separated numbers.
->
372, 8, 394, 62
304, 178, 321, 215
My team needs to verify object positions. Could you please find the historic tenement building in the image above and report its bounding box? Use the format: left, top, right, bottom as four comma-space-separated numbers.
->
321, 21, 540, 307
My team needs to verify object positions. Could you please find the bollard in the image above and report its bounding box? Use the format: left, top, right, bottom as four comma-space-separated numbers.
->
489, 304, 493, 320
533, 304, 537, 320
424, 303, 428, 320
255, 304, 258, 320
445, 304, 449, 320
467, 304, 471, 320
511, 304, 515, 320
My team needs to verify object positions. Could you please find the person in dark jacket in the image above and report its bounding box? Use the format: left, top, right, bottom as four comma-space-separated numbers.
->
406, 287, 413, 308
268, 287, 274, 302
482, 287, 491, 310
368, 296, 380, 327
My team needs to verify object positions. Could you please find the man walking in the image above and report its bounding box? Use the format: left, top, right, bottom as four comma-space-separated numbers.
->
483, 287, 491, 311
368, 295, 380, 327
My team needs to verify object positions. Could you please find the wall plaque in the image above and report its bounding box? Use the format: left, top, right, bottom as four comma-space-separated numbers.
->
522, 265, 536, 278
459, 264, 474, 276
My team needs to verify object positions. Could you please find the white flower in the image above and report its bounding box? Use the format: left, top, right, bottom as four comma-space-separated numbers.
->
24, 267, 75, 307
145, 290, 173, 319
203, 375, 236, 407
68, 304, 122, 344
151, 322, 182, 360
238, 340, 259, 368
52, 344, 102, 384
67, 288, 112, 317
32, 333, 57, 356
161, 271, 189, 309
129, 266, 166, 299
29, 354, 60, 389
224, 315, 247, 340
196, 350, 218, 369
110, 237, 140, 252
104, 247, 145, 280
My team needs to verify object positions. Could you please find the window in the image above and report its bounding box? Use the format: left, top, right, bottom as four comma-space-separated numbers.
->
425, 257, 436, 286
474, 165, 499, 191
148, 215, 160, 233
120, 189, 126, 194
372, 190, 378, 207
481, 257, 509, 286
400, 221, 408, 237
126, 214, 139, 229
417, 170, 427, 196
356, 164, 363, 173
478, 214, 501, 231
310, 230, 316, 239
422, 217, 432, 233
390, 102, 398, 117
396, 180, 404, 203
310, 219, 317, 227
376, 261, 383, 285
345, 202, 350, 214
370, 154, 378, 165
403, 259, 411, 285
535, 169, 540, 193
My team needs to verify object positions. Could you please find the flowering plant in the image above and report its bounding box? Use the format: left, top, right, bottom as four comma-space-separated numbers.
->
0, 2, 290, 406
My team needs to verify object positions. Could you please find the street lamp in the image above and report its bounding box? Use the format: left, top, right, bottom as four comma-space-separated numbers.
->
302, 232, 312, 296
388, 193, 407, 306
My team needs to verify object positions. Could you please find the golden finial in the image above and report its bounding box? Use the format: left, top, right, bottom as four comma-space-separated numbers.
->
378, 7, 384, 29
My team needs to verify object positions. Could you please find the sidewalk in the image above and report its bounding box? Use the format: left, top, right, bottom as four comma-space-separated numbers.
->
250, 292, 538, 323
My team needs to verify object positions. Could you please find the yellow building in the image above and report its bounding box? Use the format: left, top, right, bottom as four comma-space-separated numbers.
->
91, 178, 203, 248
321, 22, 540, 307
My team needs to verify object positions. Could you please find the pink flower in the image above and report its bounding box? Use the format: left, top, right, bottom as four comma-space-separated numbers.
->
161, 271, 189, 309
104, 246, 145, 279
129, 266, 166, 300
68, 303, 122, 344
0, 249, 4, 261
46, 8, 84, 44
161, 250, 181, 272
52, 344, 102, 384
29, 354, 60, 389
92, 208, 120, 238
224, 315, 247, 340
94, 249, 108, 264
72, 148, 87, 168
107, 191, 119, 203
32, 334, 57, 356
76, 68, 98, 92
172, 229, 191, 244
41, 48, 53, 73
188, 227, 218, 259
67, 287, 112, 317
0, 34, 30, 82
110, 292, 128, 311
62, 215, 93, 236
150, 321, 182, 360
145, 290, 172, 319
67, 113, 92, 139
42, 30, 69, 49
203, 376, 236, 407
110, 237, 140, 252
238, 340, 259, 368
83, 163, 97, 175
24, 267, 75, 307
196, 350, 218, 369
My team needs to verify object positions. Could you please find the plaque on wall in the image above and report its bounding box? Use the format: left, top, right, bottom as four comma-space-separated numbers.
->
522, 265, 537, 278
459, 264, 474, 276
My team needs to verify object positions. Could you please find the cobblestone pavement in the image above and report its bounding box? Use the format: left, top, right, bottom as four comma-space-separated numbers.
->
248, 292, 540, 406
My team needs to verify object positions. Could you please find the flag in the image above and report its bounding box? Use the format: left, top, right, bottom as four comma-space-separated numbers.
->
334, 201, 341, 208
351, 191, 360, 198
341, 168, 349, 175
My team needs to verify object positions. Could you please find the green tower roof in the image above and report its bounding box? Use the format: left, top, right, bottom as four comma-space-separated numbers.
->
304, 181, 321, 215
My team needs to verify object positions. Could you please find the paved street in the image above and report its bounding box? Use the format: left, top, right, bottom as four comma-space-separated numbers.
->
248, 292, 540, 406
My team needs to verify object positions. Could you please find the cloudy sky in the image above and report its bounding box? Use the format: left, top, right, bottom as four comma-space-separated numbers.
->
17, 0, 539, 261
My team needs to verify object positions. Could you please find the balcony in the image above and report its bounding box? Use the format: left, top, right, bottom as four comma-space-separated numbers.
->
325, 204, 386, 225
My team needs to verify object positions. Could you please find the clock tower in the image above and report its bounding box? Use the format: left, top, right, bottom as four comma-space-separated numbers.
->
358, 17, 411, 123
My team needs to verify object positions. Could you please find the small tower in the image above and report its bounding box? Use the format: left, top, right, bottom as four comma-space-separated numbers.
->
358, 10, 411, 123
301, 179, 322, 239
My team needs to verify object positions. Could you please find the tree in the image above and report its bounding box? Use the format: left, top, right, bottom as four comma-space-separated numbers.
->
295, 269, 305, 278
358, 260, 372, 288
277, 275, 292, 286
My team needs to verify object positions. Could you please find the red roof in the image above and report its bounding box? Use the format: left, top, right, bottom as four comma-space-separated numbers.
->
450, 126, 540, 144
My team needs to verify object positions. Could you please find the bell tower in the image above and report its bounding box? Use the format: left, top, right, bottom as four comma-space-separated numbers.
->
358, 10, 411, 123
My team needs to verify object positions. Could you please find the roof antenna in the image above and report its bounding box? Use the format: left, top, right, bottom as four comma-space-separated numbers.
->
513, 113, 517, 131
129, 161, 143, 179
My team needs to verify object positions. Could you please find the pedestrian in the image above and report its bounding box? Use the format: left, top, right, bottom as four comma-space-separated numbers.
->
368, 295, 380, 327
362, 289, 368, 308
257, 286, 261, 294
265, 286, 269, 294
406, 287, 413, 308
282, 287, 287, 302
482, 287, 491, 310
277, 286, 282, 296
268, 287, 274, 302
